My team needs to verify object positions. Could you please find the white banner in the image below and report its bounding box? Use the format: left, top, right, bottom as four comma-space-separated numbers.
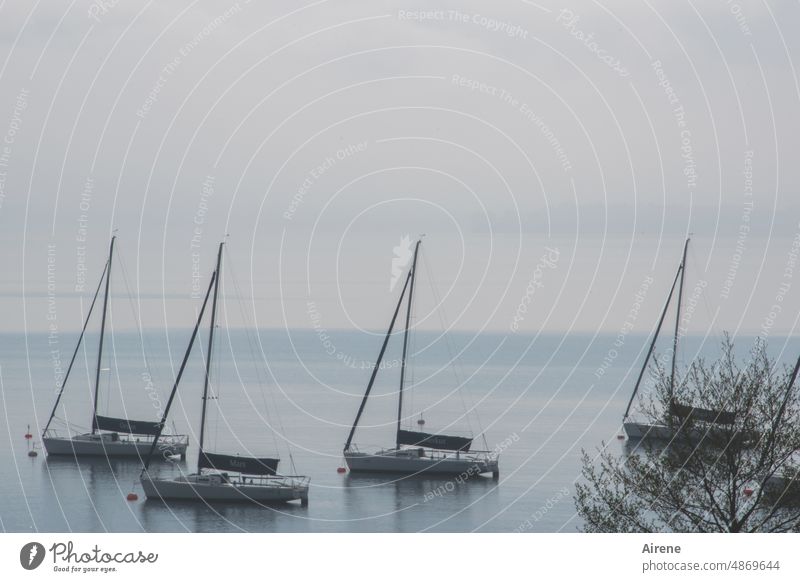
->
1, 533, 798, 581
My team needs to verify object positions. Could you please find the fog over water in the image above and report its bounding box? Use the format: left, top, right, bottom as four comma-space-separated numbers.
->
1, 0, 799, 532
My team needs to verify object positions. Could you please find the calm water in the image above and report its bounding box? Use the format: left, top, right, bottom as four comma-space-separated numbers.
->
1, 328, 794, 532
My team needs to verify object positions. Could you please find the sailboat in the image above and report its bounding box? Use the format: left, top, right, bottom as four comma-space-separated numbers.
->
42, 236, 188, 458
140, 242, 309, 505
622, 238, 735, 442
343, 238, 499, 478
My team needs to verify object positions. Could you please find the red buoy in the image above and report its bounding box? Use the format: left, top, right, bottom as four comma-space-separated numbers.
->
743, 487, 754, 497
337, 467, 347, 474
25, 425, 32, 439
126, 493, 139, 501
616, 434, 625, 440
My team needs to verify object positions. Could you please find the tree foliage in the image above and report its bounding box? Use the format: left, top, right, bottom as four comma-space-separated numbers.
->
576, 338, 800, 532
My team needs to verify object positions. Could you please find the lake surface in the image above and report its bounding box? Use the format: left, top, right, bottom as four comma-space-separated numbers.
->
1, 328, 795, 532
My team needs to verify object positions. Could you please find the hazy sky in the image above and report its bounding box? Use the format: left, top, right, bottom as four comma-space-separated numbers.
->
1, 0, 799, 340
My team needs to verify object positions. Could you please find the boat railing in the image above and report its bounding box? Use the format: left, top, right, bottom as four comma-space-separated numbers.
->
468, 450, 495, 461
146, 433, 189, 444
106, 432, 190, 446
231, 474, 310, 488
111, 433, 189, 445
345, 443, 382, 454
359, 444, 498, 463
42, 428, 189, 445
416, 449, 498, 463
42, 428, 98, 439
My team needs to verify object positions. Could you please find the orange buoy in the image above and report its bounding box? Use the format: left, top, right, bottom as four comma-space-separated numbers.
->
337, 467, 347, 474
28, 450, 38, 457
126, 493, 139, 501
743, 487, 754, 497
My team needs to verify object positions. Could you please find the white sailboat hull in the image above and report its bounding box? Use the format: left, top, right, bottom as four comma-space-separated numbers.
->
765, 464, 800, 494
765, 474, 791, 492
345, 449, 498, 477
141, 474, 309, 504
43, 433, 186, 459
623, 421, 727, 444
623, 422, 677, 442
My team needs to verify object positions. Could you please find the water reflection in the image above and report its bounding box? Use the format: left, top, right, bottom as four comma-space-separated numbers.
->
342, 473, 497, 532
36, 455, 154, 531
30, 454, 501, 531
138, 497, 311, 533
621, 438, 666, 456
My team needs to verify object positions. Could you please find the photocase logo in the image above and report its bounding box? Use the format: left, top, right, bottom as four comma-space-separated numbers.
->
20, 542, 46, 570
390, 234, 413, 291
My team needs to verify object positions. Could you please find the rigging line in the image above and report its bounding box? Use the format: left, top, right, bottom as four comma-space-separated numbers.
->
225, 247, 276, 429
199, 243, 223, 458
671, 239, 689, 394
674, 240, 713, 395
212, 335, 220, 453
397, 240, 420, 448
623, 255, 683, 419
114, 248, 166, 434
105, 306, 112, 417
212, 250, 245, 457
422, 247, 453, 416
344, 264, 414, 451
435, 269, 466, 394
194, 314, 209, 442
408, 298, 415, 430
107, 293, 121, 421
52, 418, 92, 433
203, 248, 268, 465
422, 247, 481, 440
116, 244, 158, 388
432, 254, 486, 448
690, 242, 723, 345
106, 299, 123, 421
402, 247, 418, 432
79, 290, 96, 428
211, 273, 224, 454
225, 247, 289, 468
142, 269, 217, 474
42, 260, 109, 436
92, 236, 115, 434
197, 301, 223, 452
676, 247, 693, 387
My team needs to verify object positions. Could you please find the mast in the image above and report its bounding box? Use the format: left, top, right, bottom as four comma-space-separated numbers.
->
670, 238, 690, 395
344, 265, 414, 452
141, 269, 217, 473
396, 240, 421, 448
42, 261, 108, 437
623, 248, 684, 420
198, 242, 223, 461
91, 235, 115, 433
